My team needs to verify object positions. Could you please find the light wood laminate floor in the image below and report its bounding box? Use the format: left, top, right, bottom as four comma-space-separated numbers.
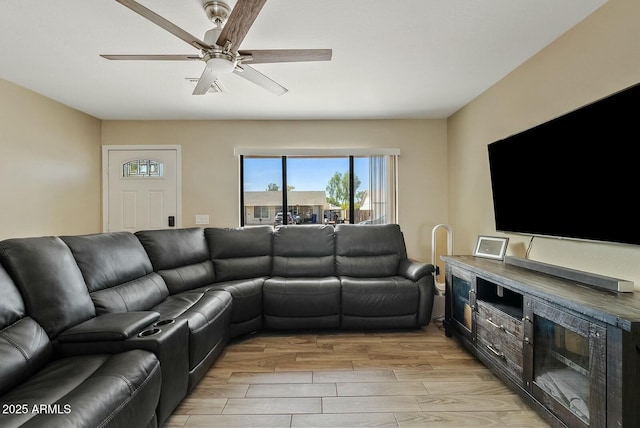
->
167, 323, 551, 428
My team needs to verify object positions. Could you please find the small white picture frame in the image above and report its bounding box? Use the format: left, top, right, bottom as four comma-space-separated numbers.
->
473, 235, 509, 260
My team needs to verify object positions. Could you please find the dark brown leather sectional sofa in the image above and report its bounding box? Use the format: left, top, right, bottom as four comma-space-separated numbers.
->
0, 224, 435, 427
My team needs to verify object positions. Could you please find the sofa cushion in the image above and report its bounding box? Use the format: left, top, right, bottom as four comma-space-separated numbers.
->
206, 226, 272, 281
61, 233, 170, 315
204, 278, 264, 324
87, 273, 169, 315
0, 264, 24, 329
0, 350, 161, 428
337, 254, 402, 278
335, 224, 408, 277
136, 228, 210, 270
0, 237, 95, 338
213, 256, 271, 283
61, 232, 154, 292
264, 277, 341, 318
157, 261, 216, 295
272, 225, 335, 277
136, 228, 216, 294
0, 264, 53, 398
196, 278, 263, 338
340, 277, 419, 317
0, 317, 52, 397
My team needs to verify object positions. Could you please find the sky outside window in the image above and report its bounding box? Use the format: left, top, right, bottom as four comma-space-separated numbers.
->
244, 156, 369, 192
243, 157, 282, 191
288, 157, 348, 192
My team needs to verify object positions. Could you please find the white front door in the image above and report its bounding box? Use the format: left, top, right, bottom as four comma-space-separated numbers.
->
103, 146, 181, 233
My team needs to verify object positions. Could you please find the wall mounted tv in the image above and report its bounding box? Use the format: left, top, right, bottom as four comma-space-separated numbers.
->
487, 82, 640, 246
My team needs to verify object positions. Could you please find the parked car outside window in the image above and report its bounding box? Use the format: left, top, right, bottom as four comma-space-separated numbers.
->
274, 212, 295, 226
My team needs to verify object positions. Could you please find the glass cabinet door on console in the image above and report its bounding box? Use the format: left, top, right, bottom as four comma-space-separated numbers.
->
524, 299, 606, 428
444, 266, 475, 340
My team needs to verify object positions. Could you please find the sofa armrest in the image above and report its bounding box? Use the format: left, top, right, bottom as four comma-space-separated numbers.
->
399, 260, 437, 326
58, 311, 160, 342
398, 259, 435, 281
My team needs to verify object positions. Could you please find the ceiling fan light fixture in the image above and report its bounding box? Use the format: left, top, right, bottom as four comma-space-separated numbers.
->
207, 57, 235, 74
204, 53, 236, 74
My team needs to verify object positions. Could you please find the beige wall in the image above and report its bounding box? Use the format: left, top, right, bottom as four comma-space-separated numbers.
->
0, 78, 102, 239
447, 0, 640, 287
101, 119, 448, 262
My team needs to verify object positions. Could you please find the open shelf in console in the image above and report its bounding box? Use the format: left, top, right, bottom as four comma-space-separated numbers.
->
476, 277, 523, 319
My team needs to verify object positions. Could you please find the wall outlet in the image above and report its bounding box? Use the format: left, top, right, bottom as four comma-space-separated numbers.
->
195, 215, 210, 225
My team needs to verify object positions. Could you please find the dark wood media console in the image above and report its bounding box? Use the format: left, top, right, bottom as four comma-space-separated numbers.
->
442, 255, 640, 428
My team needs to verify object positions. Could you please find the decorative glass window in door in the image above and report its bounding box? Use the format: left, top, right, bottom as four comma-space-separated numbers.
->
122, 159, 164, 178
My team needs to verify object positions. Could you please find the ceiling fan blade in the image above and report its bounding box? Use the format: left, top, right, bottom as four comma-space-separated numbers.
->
186, 78, 227, 93
233, 64, 288, 96
101, 54, 201, 61
116, 0, 211, 51
210, 79, 227, 93
216, 0, 266, 53
238, 49, 332, 64
193, 65, 219, 95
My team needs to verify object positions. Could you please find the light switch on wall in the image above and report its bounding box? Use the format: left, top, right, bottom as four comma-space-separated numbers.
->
195, 215, 210, 225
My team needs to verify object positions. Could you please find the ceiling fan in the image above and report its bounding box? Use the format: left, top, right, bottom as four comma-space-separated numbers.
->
101, 0, 332, 95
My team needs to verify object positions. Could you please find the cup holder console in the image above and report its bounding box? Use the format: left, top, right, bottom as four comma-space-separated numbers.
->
138, 328, 161, 338
153, 319, 175, 327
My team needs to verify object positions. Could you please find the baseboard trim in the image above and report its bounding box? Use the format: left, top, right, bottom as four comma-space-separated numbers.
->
504, 256, 634, 293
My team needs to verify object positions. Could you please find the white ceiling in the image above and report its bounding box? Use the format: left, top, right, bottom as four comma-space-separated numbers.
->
0, 0, 606, 121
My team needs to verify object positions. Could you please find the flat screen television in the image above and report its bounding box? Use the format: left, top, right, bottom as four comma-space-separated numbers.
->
487, 82, 640, 246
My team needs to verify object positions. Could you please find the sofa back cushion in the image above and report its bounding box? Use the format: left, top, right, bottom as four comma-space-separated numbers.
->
0, 263, 24, 329
205, 226, 272, 282
135, 228, 211, 270
62, 232, 169, 315
334, 224, 408, 277
136, 228, 215, 294
0, 262, 54, 397
0, 237, 95, 338
272, 225, 335, 277
0, 317, 52, 397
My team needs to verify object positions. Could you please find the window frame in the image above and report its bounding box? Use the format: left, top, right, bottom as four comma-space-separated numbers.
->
237, 148, 399, 227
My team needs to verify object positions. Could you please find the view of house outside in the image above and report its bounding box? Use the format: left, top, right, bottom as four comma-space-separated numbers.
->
242, 156, 379, 226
